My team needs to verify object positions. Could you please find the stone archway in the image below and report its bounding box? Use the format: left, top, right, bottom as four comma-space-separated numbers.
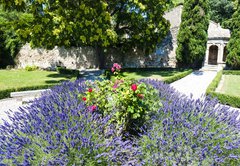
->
223, 46, 227, 62
208, 45, 218, 65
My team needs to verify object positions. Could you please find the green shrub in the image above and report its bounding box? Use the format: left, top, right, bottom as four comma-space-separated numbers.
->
206, 70, 240, 108
223, 70, 240, 75
164, 69, 193, 84
0, 85, 54, 100
206, 70, 222, 93
79, 78, 161, 136
25, 65, 38, 71
56, 66, 79, 76
208, 92, 240, 108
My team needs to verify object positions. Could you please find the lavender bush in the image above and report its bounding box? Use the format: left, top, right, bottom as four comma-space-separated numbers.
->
138, 79, 240, 165
0, 79, 239, 165
0, 80, 138, 165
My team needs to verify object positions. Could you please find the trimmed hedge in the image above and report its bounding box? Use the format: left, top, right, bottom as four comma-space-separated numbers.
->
223, 70, 240, 75
0, 84, 55, 100
163, 69, 193, 84
206, 70, 240, 108
104, 68, 193, 83
206, 70, 223, 93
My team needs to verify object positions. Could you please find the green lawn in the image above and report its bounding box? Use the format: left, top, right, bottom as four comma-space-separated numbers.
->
0, 70, 76, 91
219, 75, 240, 97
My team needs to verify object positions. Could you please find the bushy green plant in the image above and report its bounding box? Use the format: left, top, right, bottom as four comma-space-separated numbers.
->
80, 63, 161, 135
176, 0, 209, 68
226, 3, 240, 69
25, 65, 38, 71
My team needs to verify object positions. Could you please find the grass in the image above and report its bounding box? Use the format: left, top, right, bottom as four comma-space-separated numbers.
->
219, 75, 240, 97
0, 70, 76, 91
110, 69, 192, 82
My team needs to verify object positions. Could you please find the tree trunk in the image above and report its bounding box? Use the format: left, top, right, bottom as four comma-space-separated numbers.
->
96, 45, 105, 69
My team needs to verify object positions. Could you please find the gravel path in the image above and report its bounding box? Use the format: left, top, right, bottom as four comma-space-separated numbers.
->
170, 71, 217, 99
0, 98, 23, 124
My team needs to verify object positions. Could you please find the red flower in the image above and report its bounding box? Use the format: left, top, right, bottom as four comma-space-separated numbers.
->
91, 105, 97, 112
88, 88, 93, 93
82, 97, 87, 101
137, 94, 144, 99
131, 84, 137, 91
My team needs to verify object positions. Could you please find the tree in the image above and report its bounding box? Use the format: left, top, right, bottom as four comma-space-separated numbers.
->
176, 0, 209, 68
226, 3, 240, 69
0, 6, 32, 68
0, 0, 170, 68
209, 0, 234, 29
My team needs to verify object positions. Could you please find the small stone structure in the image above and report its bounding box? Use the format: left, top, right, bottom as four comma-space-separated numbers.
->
15, 6, 183, 69
203, 21, 231, 70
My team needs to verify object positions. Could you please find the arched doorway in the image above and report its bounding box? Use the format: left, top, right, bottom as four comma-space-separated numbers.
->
208, 45, 218, 65
223, 46, 227, 62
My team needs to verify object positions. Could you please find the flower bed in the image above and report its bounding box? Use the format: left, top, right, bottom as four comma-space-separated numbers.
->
0, 67, 240, 165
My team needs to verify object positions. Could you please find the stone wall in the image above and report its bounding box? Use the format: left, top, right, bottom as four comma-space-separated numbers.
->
16, 44, 99, 70
16, 6, 183, 69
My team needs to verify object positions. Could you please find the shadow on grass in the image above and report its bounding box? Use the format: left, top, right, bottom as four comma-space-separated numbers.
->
45, 79, 66, 84
46, 73, 77, 79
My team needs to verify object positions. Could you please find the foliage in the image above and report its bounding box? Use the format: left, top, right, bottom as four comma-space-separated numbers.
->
226, 5, 240, 69
223, 70, 240, 75
105, 68, 192, 82
209, 0, 235, 28
208, 91, 240, 108
0, 0, 170, 68
206, 70, 240, 108
25, 65, 38, 71
0, 6, 32, 68
163, 69, 192, 83
176, 0, 209, 68
0, 85, 52, 100
0, 78, 240, 165
80, 64, 161, 135
206, 70, 222, 93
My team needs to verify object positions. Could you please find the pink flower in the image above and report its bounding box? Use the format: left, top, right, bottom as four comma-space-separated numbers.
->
112, 63, 121, 71
113, 83, 118, 89
82, 97, 87, 101
113, 63, 118, 68
88, 88, 93, 93
111, 67, 115, 72
131, 84, 137, 91
91, 105, 97, 112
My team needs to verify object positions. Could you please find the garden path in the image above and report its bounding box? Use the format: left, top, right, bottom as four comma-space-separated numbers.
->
170, 70, 217, 99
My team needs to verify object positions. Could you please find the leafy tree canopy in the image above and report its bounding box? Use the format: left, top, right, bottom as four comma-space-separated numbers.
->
0, 0, 170, 57
209, 0, 235, 28
176, 0, 209, 68
226, 2, 240, 69
0, 6, 32, 68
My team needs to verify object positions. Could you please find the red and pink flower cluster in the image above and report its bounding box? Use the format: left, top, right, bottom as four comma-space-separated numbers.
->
111, 63, 121, 73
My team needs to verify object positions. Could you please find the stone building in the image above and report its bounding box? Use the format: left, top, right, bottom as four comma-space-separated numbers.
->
202, 21, 231, 71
